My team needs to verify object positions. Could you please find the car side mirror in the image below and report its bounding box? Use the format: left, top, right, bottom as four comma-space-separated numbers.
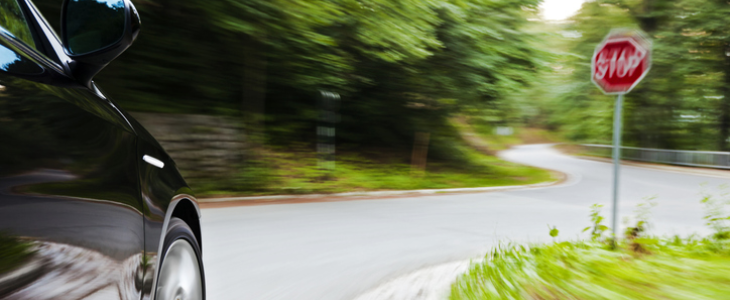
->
61, 0, 141, 86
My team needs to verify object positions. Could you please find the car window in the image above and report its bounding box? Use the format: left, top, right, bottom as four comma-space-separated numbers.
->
0, 39, 42, 74
0, 0, 36, 49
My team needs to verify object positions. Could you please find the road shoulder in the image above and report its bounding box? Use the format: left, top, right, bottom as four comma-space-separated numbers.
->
198, 169, 568, 209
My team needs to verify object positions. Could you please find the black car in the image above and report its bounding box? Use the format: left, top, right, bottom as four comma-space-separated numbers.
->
0, 0, 204, 299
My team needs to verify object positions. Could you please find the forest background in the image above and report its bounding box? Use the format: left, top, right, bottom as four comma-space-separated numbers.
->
29, 0, 730, 195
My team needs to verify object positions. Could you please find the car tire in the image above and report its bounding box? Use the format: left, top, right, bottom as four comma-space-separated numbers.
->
155, 217, 204, 300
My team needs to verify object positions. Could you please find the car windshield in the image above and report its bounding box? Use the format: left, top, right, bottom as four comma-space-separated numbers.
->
0, 0, 35, 48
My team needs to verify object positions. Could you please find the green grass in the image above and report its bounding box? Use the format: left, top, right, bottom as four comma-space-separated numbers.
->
191, 117, 559, 197
450, 237, 730, 300
451, 193, 730, 300
192, 145, 554, 197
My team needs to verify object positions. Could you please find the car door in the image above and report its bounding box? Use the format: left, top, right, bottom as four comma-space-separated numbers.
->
0, 1, 145, 299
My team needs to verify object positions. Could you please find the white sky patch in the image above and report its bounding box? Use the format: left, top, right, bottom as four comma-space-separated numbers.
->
540, 0, 586, 20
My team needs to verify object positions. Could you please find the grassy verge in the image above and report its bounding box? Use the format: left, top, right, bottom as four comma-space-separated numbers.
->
190, 116, 561, 197
193, 146, 554, 197
451, 238, 730, 300
450, 190, 730, 300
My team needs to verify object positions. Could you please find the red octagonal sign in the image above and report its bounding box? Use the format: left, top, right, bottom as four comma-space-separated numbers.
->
592, 30, 652, 94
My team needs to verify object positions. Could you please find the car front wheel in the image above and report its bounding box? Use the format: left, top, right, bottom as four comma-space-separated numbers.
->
156, 217, 204, 300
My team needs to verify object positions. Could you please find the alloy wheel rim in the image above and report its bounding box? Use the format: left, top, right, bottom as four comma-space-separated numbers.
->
156, 239, 203, 300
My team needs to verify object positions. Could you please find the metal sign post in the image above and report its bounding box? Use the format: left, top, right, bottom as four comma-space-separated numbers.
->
611, 94, 624, 238
591, 29, 651, 239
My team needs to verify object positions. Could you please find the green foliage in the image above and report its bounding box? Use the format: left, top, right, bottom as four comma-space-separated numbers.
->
548, 225, 559, 238
0, 0, 35, 48
193, 144, 553, 196
24, 0, 559, 197
191, 160, 278, 195
450, 237, 730, 300
583, 204, 610, 241
700, 184, 730, 240
625, 195, 658, 239
450, 196, 730, 300
27, 0, 545, 162
529, 0, 730, 151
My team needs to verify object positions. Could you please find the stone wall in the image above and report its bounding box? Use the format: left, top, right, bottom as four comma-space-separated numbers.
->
131, 112, 245, 178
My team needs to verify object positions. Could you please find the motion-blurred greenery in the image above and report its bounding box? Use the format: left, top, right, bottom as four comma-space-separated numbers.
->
450, 237, 730, 300
521, 0, 730, 151
35, 0, 543, 155
192, 139, 554, 196
450, 186, 730, 299
31, 0, 730, 194
32, 0, 550, 193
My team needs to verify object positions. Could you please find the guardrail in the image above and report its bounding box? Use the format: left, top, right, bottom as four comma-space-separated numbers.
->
581, 144, 730, 170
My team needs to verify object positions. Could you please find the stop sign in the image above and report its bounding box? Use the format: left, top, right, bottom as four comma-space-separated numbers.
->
591, 30, 651, 94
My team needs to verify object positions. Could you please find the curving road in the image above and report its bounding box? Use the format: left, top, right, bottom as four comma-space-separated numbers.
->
201, 144, 729, 300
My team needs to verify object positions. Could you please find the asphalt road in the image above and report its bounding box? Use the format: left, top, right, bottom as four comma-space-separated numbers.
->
201, 144, 729, 300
